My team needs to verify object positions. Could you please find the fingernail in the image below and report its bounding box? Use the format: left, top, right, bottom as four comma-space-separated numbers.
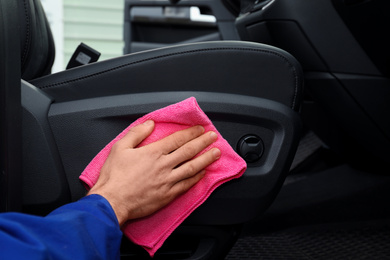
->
213, 148, 221, 159
143, 120, 154, 126
209, 131, 218, 140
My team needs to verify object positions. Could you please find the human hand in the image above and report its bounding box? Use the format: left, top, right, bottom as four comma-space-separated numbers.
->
87, 120, 220, 226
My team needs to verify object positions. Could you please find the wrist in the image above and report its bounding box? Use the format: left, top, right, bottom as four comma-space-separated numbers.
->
87, 190, 128, 227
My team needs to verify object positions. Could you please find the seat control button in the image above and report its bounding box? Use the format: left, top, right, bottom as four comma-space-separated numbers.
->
237, 135, 264, 163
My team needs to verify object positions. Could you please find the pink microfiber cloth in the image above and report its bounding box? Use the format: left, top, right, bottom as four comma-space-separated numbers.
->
79, 97, 247, 256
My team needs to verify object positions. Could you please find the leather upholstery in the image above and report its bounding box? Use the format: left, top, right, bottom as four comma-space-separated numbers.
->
31, 41, 303, 111
20, 0, 55, 80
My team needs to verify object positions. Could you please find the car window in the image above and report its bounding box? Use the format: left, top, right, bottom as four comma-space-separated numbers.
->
41, 0, 124, 73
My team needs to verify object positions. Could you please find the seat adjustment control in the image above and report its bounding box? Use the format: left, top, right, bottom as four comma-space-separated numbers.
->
237, 135, 264, 163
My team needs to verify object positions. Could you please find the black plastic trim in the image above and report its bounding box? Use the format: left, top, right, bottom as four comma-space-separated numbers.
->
21, 81, 71, 215
48, 91, 301, 223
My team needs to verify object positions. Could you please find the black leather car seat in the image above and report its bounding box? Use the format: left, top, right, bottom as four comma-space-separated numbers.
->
13, 0, 305, 217
2, 0, 304, 258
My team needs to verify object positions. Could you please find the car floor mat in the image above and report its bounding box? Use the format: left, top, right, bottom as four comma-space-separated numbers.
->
226, 219, 390, 259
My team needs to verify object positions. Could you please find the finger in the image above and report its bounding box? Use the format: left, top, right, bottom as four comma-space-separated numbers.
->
168, 131, 218, 167
153, 125, 205, 154
169, 170, 206, 198
119, 120, 155, 148
170, 148, 221, 182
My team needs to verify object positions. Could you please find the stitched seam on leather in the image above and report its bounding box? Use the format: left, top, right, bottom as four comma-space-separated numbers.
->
39, 48, 300, 109
21, 0, 30, 66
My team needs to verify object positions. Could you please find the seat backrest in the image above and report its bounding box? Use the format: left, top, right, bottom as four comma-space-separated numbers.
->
19, 0, 55, 81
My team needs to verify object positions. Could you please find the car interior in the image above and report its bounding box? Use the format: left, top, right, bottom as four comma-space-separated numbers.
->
1, 0, 389, 259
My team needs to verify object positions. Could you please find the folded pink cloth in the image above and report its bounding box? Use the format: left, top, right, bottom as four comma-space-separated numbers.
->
79, 97, 247, 256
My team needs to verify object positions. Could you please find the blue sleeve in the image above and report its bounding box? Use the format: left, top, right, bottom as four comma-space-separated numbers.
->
0, 194, 122, 260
